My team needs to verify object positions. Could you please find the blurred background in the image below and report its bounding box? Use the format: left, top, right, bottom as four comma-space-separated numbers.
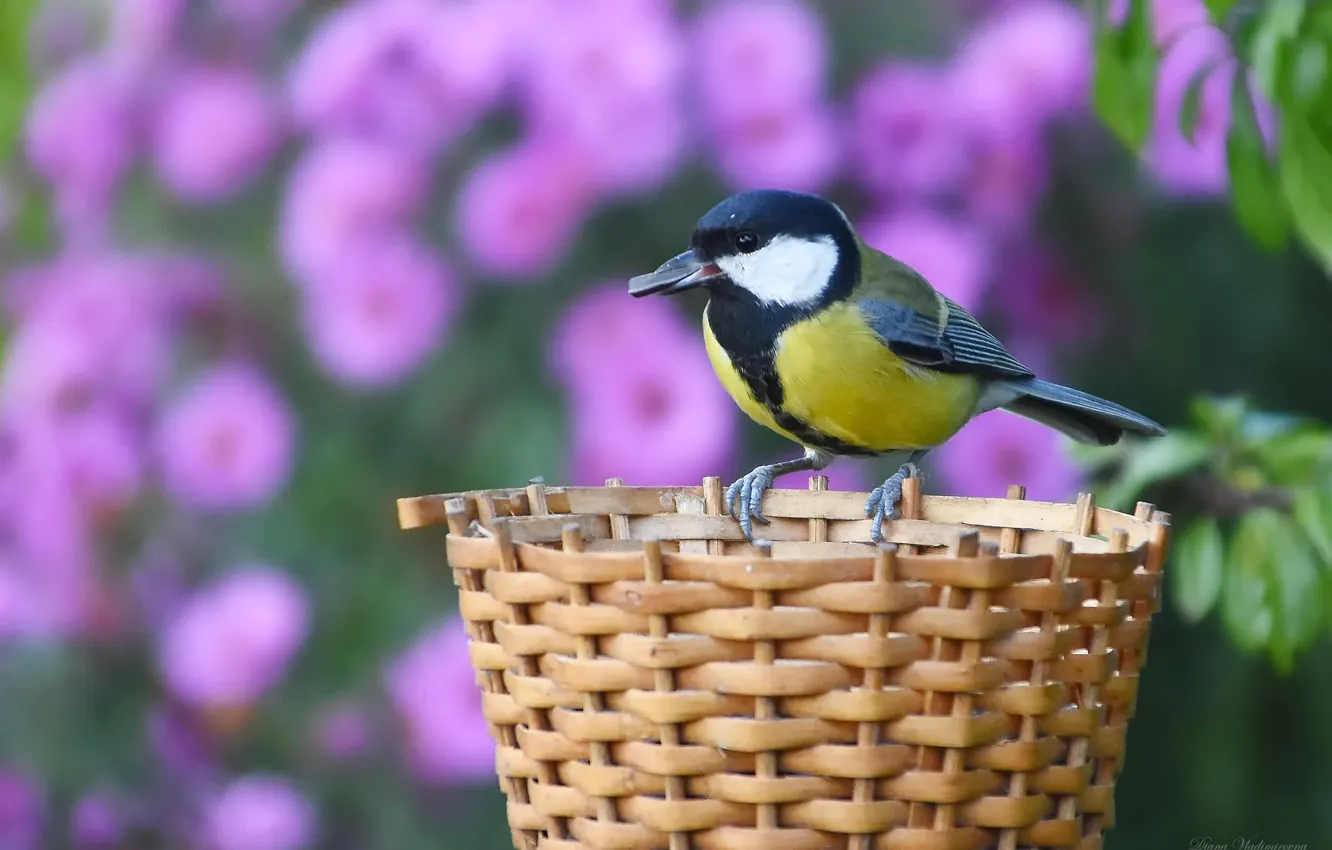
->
0, 0, 1330, 847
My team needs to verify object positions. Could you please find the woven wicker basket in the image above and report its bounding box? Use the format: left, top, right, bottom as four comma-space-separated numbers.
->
397, 476, 1170, 850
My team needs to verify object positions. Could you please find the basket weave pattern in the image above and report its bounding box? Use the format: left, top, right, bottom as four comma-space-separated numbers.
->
398, 477, 1170, 850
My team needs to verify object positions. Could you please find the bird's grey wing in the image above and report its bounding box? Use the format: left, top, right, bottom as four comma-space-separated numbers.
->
858, 295, 1035, 379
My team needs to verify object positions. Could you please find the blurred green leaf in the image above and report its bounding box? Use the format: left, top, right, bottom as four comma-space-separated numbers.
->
1092, 0, 1159, 152
1204, 0, 1240, 22
1191, 395, 1250, 440
1293, 481, 1332, 565
1099, 431, 1212, 508
0, 0, 40, 161
1226, 77, 1291, 251
1288, 38, 1329, 107
1172, 518, 1226, 622
1255, 427, 1332, 481
1277, 110, 1332, 275
1267, 511, 1323, 671
1222, 509, 1276, 651
1247, 0, 1306, 102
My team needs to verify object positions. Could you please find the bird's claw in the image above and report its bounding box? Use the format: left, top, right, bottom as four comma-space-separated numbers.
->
865, 463, 919, 544
726, 467, 776, 542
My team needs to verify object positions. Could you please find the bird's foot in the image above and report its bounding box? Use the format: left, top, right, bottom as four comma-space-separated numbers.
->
726, 465, 779, 542
865, 463, 919, 544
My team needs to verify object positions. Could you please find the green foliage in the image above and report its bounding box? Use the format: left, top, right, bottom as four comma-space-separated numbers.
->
1092, 0, 1158, 151
0, 0, 39, 163
1083, 396, 1332, 669
1093, 0, 1332, 275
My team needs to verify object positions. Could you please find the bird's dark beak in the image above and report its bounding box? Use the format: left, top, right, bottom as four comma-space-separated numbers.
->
628, 249, 723, 297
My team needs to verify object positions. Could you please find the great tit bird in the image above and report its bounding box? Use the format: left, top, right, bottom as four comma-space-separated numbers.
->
628, 189, 1166, 542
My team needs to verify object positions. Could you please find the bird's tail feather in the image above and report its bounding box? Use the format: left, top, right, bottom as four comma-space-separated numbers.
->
998, 378, 1166, 446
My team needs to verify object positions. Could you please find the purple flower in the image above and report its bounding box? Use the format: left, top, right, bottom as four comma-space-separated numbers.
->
455, 135, 596, 280
950, 0, 1092, 135
151, 67, 282, 205
288, 0, 511, 154
108, 0, 183, 68
712, 105, 839, 194
520, 4, 686, 195
819, 458, 869, 493
70, 792, 123, 848
155, 363, 296, 512
311, 701, 373, 762
995, 251, 1098, 347
935, 410, 1084, 502
300, 234, 458, 387
0, 769, 42, 850
25, 56, 138, 226
157, 565, 310, 710
57, 405, 145, 518
211, 0, 305, 31
693, 0, 828, 122
550, 284, 738, 487
859, 210, 991, 312
1110, 0, 1209, 45
203, 775, 316, 850
384, 616, 494, 783
850, 62, 969, 202
279, 138, 428, 287
1, 254, 172, 411
960, 127, 1049, 233
1144, 27, 1243, 196
147, 705, 213, 776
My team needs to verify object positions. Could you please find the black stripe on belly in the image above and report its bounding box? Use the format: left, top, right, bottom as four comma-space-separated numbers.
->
730, 349, 877, 458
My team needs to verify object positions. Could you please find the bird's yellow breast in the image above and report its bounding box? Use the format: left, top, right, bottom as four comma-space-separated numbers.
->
703, 302, 982, 453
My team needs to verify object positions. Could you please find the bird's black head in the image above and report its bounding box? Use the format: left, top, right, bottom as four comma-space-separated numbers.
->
627, 189, 860, 309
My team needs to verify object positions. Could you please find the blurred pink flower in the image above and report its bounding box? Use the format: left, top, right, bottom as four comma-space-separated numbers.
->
301, 235, 458, 387
819, 458, 869, 493
455, 136, 596, 280
859, 210, 990, 312
204, 775, 317, 850
995, 251, 1098, 346
156, 363, 296, 511
148, 705, 213, 776
712, 106, 839, 194
211, 0, 305, 31
57, 406, 144, 517
312, 701, 373, 762
551, 284, 738, 486
1110, 0, 1209, 44
25, 56, 138, 225
279, 138, 428, 287
694, 0, 827, 122
1, 254, 172, 410
961, 128, 1049, 233
850, 62, 969, 202
288, 0, 511, 153
157, 565, 310, 709
152, 67, 283, 204
109, 0, 183, 68
1144, 27, 1247, 196
520, 5, 686, 194
70, 791, 123, 848
0, 769, 42, 850
951, 0, 1091, 136
935, 410, 1084, 502
384, 616, 494, 783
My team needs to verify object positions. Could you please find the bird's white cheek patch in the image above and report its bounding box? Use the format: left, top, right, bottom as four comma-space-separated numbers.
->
716, 235, 839, 307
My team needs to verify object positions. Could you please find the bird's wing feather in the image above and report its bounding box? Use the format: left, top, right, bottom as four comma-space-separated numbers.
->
859, 295, 1035, 379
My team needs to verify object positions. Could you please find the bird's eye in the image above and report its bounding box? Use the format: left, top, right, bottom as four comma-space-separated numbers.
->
734, 231, 760, 254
